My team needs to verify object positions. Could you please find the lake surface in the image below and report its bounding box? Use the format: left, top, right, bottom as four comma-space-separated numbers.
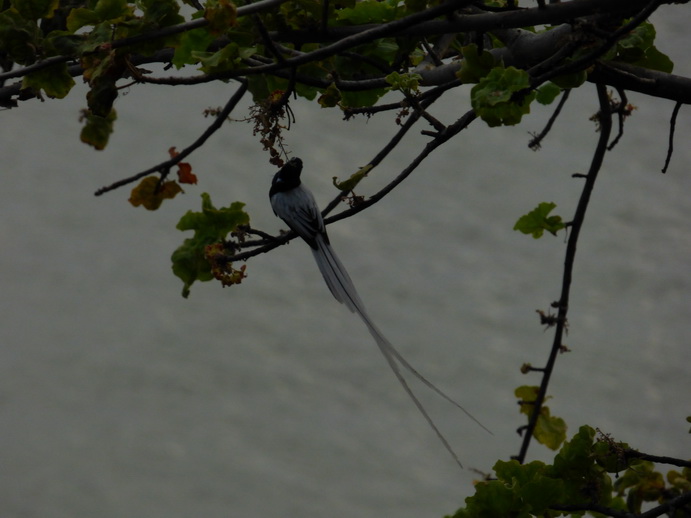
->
1, 7, 689, 518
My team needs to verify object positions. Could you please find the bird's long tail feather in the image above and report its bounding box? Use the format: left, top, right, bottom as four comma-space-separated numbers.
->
311, 235, 490, 467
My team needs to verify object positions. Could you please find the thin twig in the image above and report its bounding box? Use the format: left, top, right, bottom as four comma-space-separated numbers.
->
661, 101, 682, 173
342, 78, 463, 119
94, 80, 248, 196
529, 89, 571, 150
252, 14, 286, 64
321, 86, 454, 217
326, 109, 477, 222
607, 86, 629, 150
514, 83, 612, 464
222, 90, 447, 263
223, 108, 476, 263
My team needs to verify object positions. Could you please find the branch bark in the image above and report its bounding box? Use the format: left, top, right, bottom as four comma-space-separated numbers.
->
514, 83, 613, 464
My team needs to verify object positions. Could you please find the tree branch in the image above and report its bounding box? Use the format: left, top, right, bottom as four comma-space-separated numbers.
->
222, 106, 476, 263
529, 89, 571, 150
624, 449, 691, 468
549, 503, 633, 518
639, 490, 691, 518
94, 80, 248, 196
1, 0, 690, 108
326, 109, 477, 225
0, 0, 288, 83
269, 0, 681, 44
661, 102, 682, 173
551, 490, 691, 518
514, 83, 613, 464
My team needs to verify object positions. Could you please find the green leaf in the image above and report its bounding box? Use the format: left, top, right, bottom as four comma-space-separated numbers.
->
139, 0, 184, 27
637, 45, 674, 73
339, 88, 387, 108
332, 164, 373, 190
385, 71, 421, 93
94, 0, 129, 21
535, 82, 561, 105
66, 8, 102, 32
471, 66, 535, 127
195, 42, 256, 74
552, 425, 596, 474
361, 38, 399, 66
317, 82, 341, 108
551, 69, 587, 90
515, 385, 566, 450
593, 436, 633, 473
408, 46, 425, 66
80, 108, 117, 150
513, 202, 565, 238
86, 77, 119, 117
279, 0, 323, 30
457, 44, 497, 84
172, 27, 216, 68
534, 406, 567, 450
493, 458, 546, 486
171, 193, 250, 298
44, 30, 84, 56
21, 62, 75, 98
0, 9, 42, 65
617, 21, 656, 60
10, 0, 58, 20
515, 385, 541, 416
461, 479, 519, 517
336, 0, 398, 24
493, 460, 566, 514
614, 21, 674, 73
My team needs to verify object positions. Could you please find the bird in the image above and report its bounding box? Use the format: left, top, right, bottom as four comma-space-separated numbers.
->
269, 157, 489, 467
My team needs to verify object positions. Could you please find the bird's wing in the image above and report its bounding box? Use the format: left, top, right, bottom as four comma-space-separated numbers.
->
271, 186, 324, 249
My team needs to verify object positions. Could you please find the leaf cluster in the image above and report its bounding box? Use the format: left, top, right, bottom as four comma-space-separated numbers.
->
1, 0, 679, 150
450, 424, 691, 518
171, 193, 250, 297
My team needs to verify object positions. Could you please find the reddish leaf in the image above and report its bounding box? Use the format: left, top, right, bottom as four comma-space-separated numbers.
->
168, 147, 197, 184
177, 162, 197, 184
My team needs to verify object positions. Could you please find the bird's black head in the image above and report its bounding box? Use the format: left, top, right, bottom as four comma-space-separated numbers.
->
270, 157, 303, 195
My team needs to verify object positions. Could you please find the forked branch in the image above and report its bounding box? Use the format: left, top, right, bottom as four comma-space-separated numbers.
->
514, 83, 613, 464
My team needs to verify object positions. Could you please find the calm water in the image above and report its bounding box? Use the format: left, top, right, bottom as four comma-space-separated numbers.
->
1, 8, 690, 518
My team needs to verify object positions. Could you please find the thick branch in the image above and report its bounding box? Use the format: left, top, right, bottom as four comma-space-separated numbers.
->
269, 0, 683, 44
589, 62, 691, 105
1, 0, 690, 107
